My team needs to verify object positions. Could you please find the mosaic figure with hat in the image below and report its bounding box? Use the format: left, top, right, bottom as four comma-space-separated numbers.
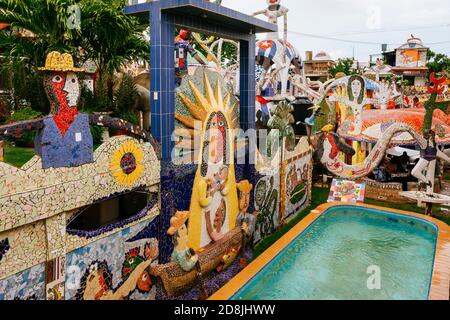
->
0, 51, 152, 169
35, 51, 94, 169
167, 211, 199, 272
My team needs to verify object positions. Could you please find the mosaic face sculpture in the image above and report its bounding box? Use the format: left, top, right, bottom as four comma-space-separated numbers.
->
36, 51, 93, 169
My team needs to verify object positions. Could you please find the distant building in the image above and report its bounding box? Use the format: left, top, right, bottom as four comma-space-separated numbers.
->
364, 58, 393, 81
303, 51, 334, 82
391, 35, 428, 87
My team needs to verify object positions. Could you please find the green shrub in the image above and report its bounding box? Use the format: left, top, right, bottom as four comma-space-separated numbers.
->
90, 125, 104, 147
10, 106, 43, 122
9, 106, 43, 146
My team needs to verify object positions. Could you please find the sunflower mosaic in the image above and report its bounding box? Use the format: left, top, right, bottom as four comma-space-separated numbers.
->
110, 140, 145, 186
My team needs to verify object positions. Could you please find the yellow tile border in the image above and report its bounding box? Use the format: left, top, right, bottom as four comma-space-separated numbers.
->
209, 202, 450, 300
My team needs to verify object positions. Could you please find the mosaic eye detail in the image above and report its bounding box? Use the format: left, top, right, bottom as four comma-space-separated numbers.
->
52, 75, 63, 83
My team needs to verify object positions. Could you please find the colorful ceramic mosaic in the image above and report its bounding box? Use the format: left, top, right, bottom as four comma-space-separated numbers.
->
0, 136, 160, 233
65, 219, 159, 300
254, 172, 280, 243
175, 71, 240, 251
0, 263, 46, 300
328, 179, 366, 203
0, 222, 47, 280
0, 238, 10, 262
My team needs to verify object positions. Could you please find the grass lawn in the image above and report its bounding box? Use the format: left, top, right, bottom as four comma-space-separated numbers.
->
253, 186, 450, 260
3, 143, 35, 168
3, 142, 102, 168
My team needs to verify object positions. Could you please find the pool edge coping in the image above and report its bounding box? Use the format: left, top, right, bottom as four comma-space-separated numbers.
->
208, 202, 450, 301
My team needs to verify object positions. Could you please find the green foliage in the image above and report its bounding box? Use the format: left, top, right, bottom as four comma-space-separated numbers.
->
328, 58, 358, 78
6, 62, 49, 114
90, 125, 104, 146
114, 73, 138, 117
267, 101, 296, 153
0, 0, 149, 116
77, 0, 149, 75
0, 0, 78, 69
8, 106, 43, 146
9, 106, 42, 122
79, 80, 114, 113
427, 50, 450, 76
0, 96, 9, 124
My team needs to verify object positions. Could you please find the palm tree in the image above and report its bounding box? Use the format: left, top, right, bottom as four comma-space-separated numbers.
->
76, 0, 149, 100
0, 0, 77, 68
0, 0, 149, 113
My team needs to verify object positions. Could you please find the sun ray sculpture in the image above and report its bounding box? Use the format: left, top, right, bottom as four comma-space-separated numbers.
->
176, 72, 240, 250
175, 73, 240, 161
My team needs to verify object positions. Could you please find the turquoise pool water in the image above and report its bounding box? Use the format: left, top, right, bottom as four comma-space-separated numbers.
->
233, 206, 438, 300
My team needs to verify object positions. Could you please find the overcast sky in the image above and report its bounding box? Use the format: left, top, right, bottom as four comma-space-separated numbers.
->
222, 0, 450, 62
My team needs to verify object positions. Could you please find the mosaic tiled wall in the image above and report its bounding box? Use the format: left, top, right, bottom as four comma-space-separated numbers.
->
253, 138, 312, 243
254, 169, 281, 244
65, 217, 159, 300
65, 206, 159, 253
0, 222, 47, 280
282, 138, 312, 222
0, 263, 46, 300
0, 133, 161, 300
0, 136, 160, 233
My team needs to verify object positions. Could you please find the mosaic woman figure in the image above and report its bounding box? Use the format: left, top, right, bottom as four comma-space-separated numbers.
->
330, 75, 374, 135
197, 111, 233, 246
176, 73, 240, 250
411, 129, 450, 195
36, 51, 94, 169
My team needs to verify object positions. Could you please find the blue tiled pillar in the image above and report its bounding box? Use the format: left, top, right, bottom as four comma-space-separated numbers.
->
150, 6, 175, 161
150, 6, 177, 263
239, 37, 256, 131
238, 36, 257, 214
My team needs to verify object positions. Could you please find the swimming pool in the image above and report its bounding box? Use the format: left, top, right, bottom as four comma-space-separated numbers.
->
210, 204, 450, 300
